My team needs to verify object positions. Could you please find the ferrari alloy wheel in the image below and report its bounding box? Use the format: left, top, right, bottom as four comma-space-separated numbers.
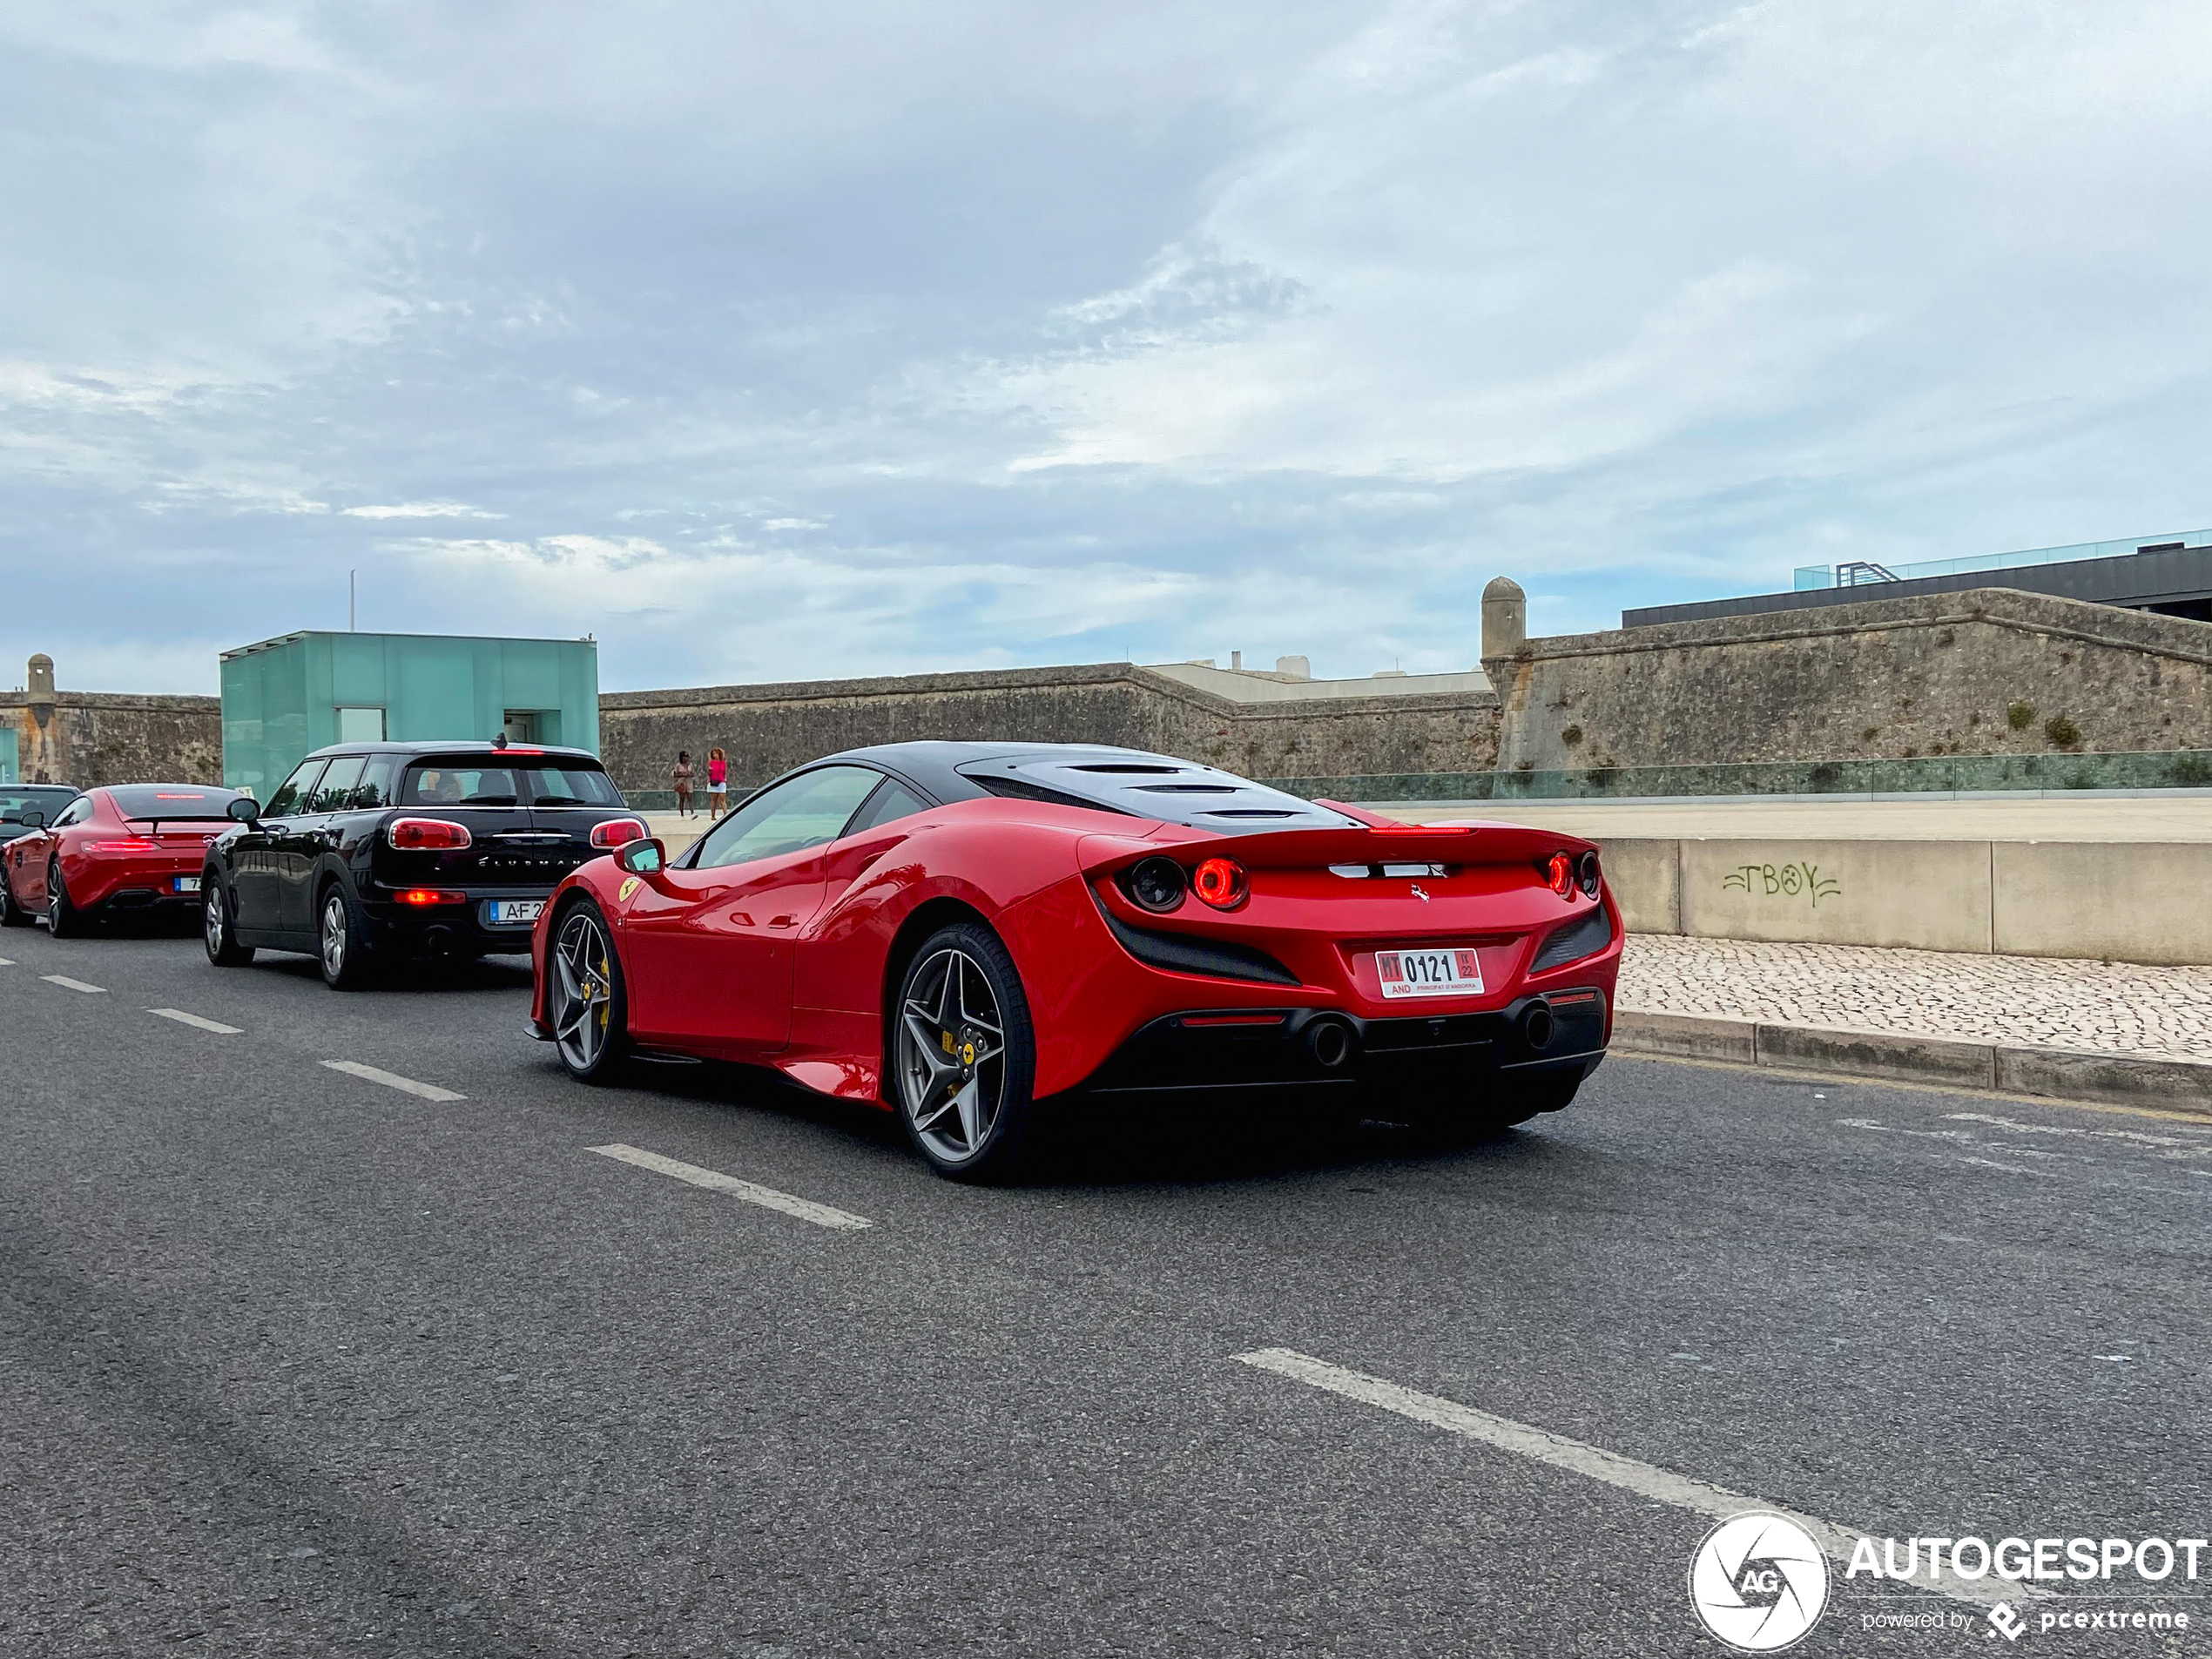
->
318, 887, 374, 990
894, 923, 1038, 1181
203, 880, 255, 966
550, 901, 630, 1082
45, 860, 84, 938
0, 861, 27, 927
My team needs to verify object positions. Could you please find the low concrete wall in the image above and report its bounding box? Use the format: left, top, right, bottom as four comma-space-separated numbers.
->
1582, 836, 2211, 966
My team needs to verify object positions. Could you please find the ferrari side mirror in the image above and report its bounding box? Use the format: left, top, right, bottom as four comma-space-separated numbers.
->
617, 837, 666, 876
227, 796, 261, 824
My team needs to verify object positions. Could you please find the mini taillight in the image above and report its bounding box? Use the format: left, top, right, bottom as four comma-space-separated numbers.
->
1544, 852, 1575, 898
1192, 856, 1249, 909
89, 838, 158, 853
590, 818, 648, 849
387, 818, 472, 851
1122, 855, 1187, 912
1576, 850, 1601, 898
395, 888, 467, 907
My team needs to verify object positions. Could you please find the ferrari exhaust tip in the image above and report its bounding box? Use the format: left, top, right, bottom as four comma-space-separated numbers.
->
1520, 1001, 1555, 1052
1305, 1016, 1356, 1071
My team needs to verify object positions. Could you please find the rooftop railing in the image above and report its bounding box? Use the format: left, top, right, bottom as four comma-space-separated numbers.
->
1793, 531, 2212, 592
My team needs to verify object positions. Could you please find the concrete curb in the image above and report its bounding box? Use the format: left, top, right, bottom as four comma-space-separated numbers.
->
1613, 1009, 2212, 1117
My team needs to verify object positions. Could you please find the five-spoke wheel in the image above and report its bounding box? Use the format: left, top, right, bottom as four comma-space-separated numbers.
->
894, 923, 1036, 1180
319, 887, 374, 989
550, 901, 628, 1081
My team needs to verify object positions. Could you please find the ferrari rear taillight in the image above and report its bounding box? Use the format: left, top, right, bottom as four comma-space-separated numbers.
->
1123, 856, 1188, 912
387, 818, 473, 851
1192, 856, 1249, 910
590, 818, 648, 848
89, 838, 158, 853
1543, 852, 1576, 898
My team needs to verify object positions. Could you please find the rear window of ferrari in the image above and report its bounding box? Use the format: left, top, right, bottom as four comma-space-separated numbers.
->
109, 786, 235, 820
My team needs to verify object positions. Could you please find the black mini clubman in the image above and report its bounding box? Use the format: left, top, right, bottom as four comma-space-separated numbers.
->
201, 740, 646, 988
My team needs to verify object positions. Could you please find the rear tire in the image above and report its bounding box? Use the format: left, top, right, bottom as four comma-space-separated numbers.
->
317, 885, 376, 990
44, 860, 87, 937
548, 899, 631, 1083
892, 921, 1039, 1183
203, 879, 255, 966
0, 861, 28, 927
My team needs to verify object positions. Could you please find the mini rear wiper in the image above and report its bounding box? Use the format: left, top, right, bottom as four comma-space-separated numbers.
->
461, 794, 520, 805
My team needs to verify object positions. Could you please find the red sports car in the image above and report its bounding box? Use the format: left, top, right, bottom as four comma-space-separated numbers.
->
529, 743, 1622, 1178
1, 783, 242, 936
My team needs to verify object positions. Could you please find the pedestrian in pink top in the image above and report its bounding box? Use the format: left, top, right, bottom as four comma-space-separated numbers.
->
706, 746, 730, 819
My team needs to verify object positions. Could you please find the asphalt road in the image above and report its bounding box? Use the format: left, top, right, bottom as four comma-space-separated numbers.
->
4, 919, 2210, 1657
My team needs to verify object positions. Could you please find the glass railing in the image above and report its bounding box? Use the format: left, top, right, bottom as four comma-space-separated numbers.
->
1793, 530, 2212, 592
1264, 748, 2212, 803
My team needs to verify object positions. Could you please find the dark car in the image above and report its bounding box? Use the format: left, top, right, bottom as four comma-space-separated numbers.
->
2, 785, 80, 846
0, 785, 83, 922
201, 741, 646, 988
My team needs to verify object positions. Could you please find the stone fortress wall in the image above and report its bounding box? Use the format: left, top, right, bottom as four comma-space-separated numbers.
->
2, 654, 223, 786
1482, 583, 2212, 774
15, 578, 2210, 794
597, 583, 2212, 793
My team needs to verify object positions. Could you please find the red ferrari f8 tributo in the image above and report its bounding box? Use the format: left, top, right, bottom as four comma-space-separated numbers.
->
529, 744, 1621, 1178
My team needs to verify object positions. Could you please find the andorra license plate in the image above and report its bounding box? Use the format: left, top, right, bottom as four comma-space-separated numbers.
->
485, 900, 544, 927
1373, 947, 1486, 999
172, 875, 200, 894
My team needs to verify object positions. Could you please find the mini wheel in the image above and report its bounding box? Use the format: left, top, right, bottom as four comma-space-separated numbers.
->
317, 885, 376, 989
203, 880, 255, 965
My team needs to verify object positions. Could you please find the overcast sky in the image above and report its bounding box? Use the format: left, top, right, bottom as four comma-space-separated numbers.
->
4, 0, 2209, 694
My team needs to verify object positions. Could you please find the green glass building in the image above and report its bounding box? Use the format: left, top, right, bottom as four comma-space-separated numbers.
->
220, 631, 600, 797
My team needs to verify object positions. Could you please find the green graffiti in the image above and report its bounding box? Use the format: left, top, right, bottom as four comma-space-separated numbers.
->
1722, 861, 1843, 907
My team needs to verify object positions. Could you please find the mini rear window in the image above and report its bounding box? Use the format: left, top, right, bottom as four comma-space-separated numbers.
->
519, 765, 624, 807
400, 762, 521, 806
109, 786, 235, 820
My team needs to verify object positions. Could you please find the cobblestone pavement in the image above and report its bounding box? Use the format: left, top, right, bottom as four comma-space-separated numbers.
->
1617, 934, 2212, 1061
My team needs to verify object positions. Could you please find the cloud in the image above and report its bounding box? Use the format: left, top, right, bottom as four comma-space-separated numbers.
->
3, 0, 2212, 698
341, 502, 503, 519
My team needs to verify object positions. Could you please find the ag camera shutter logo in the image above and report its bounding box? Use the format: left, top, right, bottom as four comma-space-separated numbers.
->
1689, 1513, 1831, 1651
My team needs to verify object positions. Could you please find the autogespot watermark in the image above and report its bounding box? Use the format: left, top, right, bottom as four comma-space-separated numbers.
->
1689, 1519, 2205, 1649
1689, 1514, 1831, 1651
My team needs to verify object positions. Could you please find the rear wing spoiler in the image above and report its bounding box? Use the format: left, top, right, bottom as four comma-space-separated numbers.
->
1080, 818, 1597, 874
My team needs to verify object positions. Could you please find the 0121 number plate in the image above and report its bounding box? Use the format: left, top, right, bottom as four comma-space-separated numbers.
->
1373, 948, 1485, 999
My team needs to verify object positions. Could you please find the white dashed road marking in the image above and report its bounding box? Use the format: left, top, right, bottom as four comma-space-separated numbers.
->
41, 974, 105, 994
1233, 1348, 2029, 1610
587, 1143, 873, 1231
320, 1060, 466, 1103
0, 955, 15, 966
149, 1008, 243, 1035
